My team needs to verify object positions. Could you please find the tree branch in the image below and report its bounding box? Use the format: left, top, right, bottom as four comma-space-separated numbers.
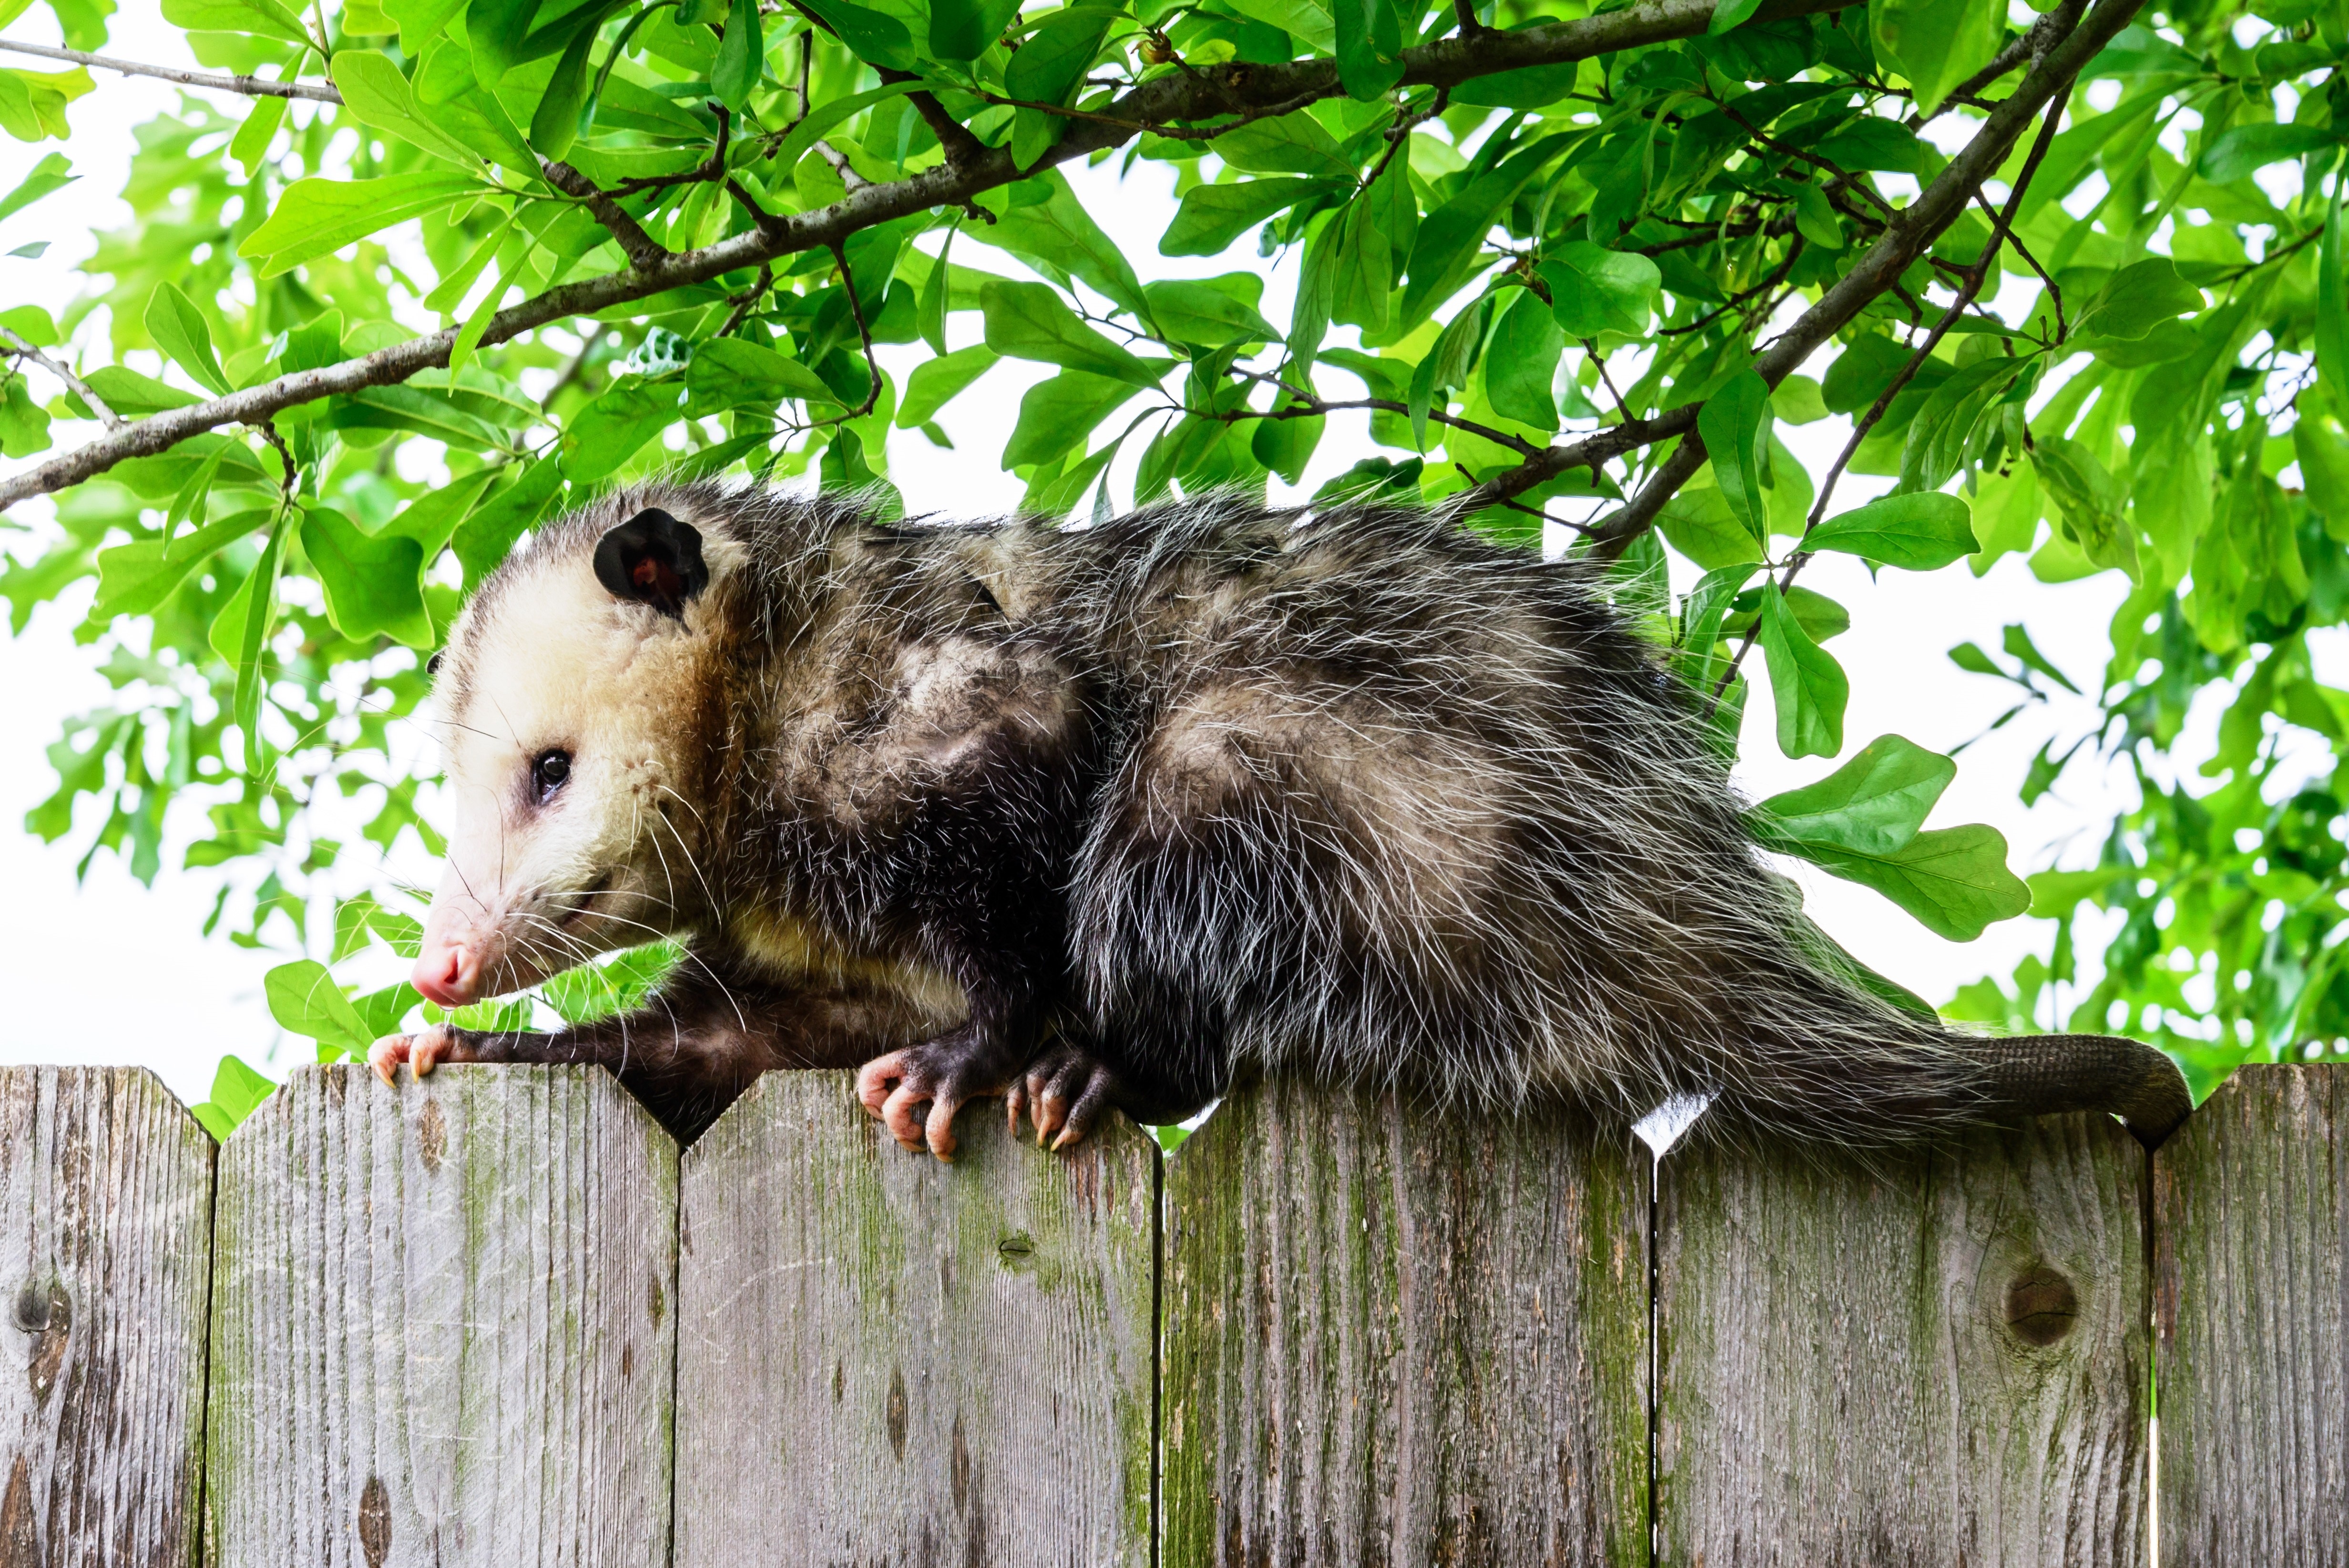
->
0, 36, 341, 100
0, 0, 1856, 515
2, 325, 121, 428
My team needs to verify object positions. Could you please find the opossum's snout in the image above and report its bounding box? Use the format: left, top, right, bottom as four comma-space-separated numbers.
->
411, 933, 481, 1008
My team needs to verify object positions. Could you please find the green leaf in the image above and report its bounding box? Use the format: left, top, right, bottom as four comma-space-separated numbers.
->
1707, 0, 1765, 32
1870, 0, 2002, 116
929, 0, 1022, 58
331, 51, 480, 166
1481, 287, 1564, 433
981, 280, 1164, 387
91, 508, 269, 622
1656, 482, 1763, 570
1159, 176, 1329, 257
239, 171, 481, 276
0, 150, 71, 223
82, 365, 201, 416
1537, 243, 1661, 338
685, 337, 843, 413
710, 0, 762, 110
453, 456, 564, 584
1407, 296, 1487, 449
1697, 369, 1771, 545
529, 18, 597, 155
1751, 733, 1956, 856
1758, 582, 1846, 758
1797, 823, 2032, 942
2320, 188, 2348, 409
918, 221, 955, 355
142, 282, 231, 397
2196, 122, 2346, 185
1333, 0, 1404, 100
1005, 10, 1109, 167
2001, 623, 2080, 695
161, 0, 312, 47
797, 0, 915, 70
300, 505, 433, 646
1215, 112, 1352, 180
1002, 370, 1147, 468
192, 1054, 277, 1141
562, 379, 682, 480
1141, 279, 1281, 349
978, 172, 1149, 319
2073, 259, 2201, 342
1251, 407, 1323, 485
897, 344, 998, 427
265, 958, 374, 1054
1806, 491, 1977, 570
210, 506, 291, 746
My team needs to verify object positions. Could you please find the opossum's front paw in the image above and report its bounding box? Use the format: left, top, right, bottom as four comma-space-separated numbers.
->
1006, 1043, 1118, 1152
367, 1026, 469, 1086
855, 1037, 1014, 1161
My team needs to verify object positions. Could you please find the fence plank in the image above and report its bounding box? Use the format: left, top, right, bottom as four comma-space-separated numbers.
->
205, 1064, 677, 1567
2155, 1063, 2347, 1565
0, 1066, 214, 1567
673, 1071, 1157, 1568
1162, 1080, 1650, 1567
1655, 1113, 2147, 1566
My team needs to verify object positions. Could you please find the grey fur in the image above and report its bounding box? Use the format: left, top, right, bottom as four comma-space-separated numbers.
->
415, 481, 2191, 1151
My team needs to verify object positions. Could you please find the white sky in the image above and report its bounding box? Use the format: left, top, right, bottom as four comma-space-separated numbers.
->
0, 0, 2222, 1110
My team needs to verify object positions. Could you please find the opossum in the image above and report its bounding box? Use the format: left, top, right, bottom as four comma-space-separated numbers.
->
367, 482, 2192, 1157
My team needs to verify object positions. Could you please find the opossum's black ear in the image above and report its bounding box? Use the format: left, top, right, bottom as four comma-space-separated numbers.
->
594, 509, 708, 619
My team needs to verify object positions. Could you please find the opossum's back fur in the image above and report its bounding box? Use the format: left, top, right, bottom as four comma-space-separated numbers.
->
476, 484, 2012, 1143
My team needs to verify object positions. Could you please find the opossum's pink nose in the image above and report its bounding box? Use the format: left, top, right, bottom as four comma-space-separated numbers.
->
412, 943, 480, 1008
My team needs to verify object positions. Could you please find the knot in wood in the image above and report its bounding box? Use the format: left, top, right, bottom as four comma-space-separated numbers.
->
2003, 1263, 2080, 1347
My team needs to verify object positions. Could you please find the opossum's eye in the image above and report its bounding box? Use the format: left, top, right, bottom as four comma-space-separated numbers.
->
530, 749, 572, 805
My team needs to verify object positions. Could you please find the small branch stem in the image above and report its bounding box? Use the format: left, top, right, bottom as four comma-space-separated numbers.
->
0, 36, 342, 100
2, 325, 121, 428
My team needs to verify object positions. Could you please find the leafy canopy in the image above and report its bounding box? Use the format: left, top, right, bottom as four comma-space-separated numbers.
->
2, 0, 2347, 1126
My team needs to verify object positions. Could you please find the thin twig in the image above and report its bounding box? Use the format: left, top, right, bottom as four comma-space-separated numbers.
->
719, 262, 775, 336
829, 242, 883, 420
1227, 367, 1542, 456
1, 325, 120, 428
0, 36, 341, 100
814, 140, 871, 191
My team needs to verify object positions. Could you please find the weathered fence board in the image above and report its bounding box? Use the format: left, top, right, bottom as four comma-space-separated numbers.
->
0, 1066, 214, 1568
1655, 1112, 2149, 1567
1162, 1079, 1650, 1567
673, 1071, 1157, 1568
2156, 1063, 2348, 1565
205, 1064, 677, 1567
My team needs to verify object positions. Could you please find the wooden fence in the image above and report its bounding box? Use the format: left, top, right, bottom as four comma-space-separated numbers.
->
0, 1060, 2339, 1566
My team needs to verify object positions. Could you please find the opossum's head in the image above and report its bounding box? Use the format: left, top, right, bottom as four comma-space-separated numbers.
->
411, 496, 731, 1008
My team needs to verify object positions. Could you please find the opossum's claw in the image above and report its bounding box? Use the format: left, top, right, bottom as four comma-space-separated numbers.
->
1009, 1043, 1119, 1153
366, 1027, 462, 1086
856, 1042, 1011, 1161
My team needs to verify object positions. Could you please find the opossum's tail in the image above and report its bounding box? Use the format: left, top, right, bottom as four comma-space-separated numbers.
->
1707, 1027, 2193, 1151
1971, 1031, 2193, 1148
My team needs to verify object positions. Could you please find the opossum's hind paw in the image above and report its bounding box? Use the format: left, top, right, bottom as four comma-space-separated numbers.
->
366, 1026, 464, 1086
856, 1037, 1013, 1162
1007, 1043, 1118, 1153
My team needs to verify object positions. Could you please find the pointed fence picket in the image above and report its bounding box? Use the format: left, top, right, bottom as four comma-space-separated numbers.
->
0, 1059, 2338, 1564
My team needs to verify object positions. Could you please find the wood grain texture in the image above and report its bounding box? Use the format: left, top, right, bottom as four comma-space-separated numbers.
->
673, 1071, 1157, 1568
2156, 1063, 2347, 1566
0, 1066, 214, 1568
1162, 1079, 1650, 1568
1656, 1113, 2147, 1567
205, 1064, 677, 1568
